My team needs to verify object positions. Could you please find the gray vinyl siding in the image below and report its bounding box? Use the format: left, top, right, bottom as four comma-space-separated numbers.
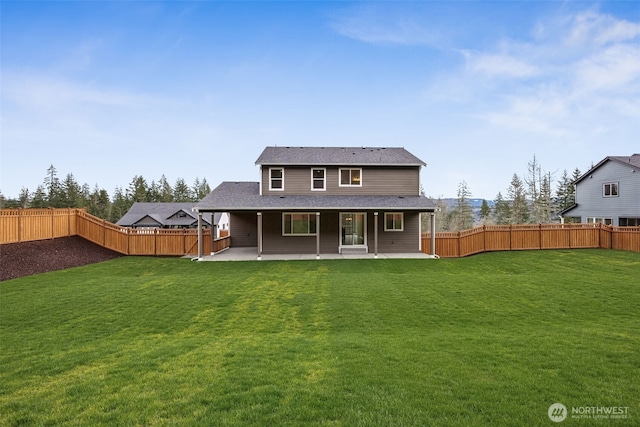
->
570, 161, 640, 225
229, 212, 258, 247
377, 212, 421, 253
258, 210, 420, 254
261, 166, 420, 196
261, 211, 340, 254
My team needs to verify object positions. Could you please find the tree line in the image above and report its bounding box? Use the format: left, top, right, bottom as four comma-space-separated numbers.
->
426, 155, 582, 232
0, 165, 211, 224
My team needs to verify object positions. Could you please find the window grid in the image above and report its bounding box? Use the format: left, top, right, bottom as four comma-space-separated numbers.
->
282, 213, 317, 236
384, 213, 404, 231
311, 168, 326, 191
603, 182, 619, 197
339, 168, 362, 187
270, 168, 284, 191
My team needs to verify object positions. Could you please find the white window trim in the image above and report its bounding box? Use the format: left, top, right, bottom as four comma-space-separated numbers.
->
311, 168, 326, 191
586, 217, 612, 225
282, 212, 317, 236
339, 168, 363, 187
269, 167, 284, 192
384, 212, 404, 231
603, 182, 619, 197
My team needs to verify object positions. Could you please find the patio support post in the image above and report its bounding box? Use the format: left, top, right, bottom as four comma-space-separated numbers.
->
316, 212, 320, 260
430, 212, 436, 256
374, 212, 379, 258
257, 212, 263, 260
197, 211, 203, 260
210, 211, 216, 255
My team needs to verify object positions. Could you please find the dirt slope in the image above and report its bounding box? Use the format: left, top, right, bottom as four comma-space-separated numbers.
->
1, 236, 122, 281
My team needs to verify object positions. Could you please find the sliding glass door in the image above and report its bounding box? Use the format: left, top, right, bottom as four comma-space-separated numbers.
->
341, 213, 366, 246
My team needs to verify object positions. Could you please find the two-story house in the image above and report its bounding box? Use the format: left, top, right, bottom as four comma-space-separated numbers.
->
560, 154, 640, 226
194, 146, 438, 259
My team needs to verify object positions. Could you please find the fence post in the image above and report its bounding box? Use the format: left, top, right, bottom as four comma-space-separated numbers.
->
539, 224, 542, 249
17, 208, 22, 243
458, 231, 462, 258
483, 225, 486, 252
509, 225, 512, 250
50, 207, 55, 240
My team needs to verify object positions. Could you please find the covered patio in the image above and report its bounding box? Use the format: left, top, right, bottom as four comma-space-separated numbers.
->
194, 246, 438, 261
194, 182, 438, 260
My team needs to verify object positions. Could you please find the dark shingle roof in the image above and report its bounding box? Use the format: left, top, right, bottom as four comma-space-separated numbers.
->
116, 202, 215, 227
196, 182, 437, 211
574, 154, 640, 184
255, 146, 426, 167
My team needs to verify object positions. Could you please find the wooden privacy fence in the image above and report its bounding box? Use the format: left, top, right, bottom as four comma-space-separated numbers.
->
422, 223, 640, 258
2, 209, 638, 257
0, 208, 230, 256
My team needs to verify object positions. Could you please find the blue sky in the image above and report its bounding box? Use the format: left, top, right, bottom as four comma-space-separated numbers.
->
2, 1, 639, 200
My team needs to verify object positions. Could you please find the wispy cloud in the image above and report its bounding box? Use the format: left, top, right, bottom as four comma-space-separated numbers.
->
329, 4, 449, 47
461, 51, 540, 79
453, 9, 640, 137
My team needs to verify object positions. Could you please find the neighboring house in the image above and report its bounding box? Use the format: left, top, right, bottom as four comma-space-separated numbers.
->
194, 146, 438, 258
560, 154, 640, 226
117, 202, 229, 238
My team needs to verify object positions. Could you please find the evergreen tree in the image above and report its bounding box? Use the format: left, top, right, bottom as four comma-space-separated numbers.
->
43, 164, 62, 207
493, 192, 511, 225
173, 177, 192, 202
127, 175, 149, 203
192, 177, 211, 201
31, 185, 48, 208
539, 172, 553, 223
507, 174, 529, 224
148, 180, 161, 203
18, 187, 30, 208
449, 180, 474, 231
111, 186, 130, 223
158, 175, 173, 202
87, 185, 112, 219
479, 199, 492, 224
61, 173, 83, 208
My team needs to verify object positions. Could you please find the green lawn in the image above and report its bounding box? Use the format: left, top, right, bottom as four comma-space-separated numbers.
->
1, 250, 638, 426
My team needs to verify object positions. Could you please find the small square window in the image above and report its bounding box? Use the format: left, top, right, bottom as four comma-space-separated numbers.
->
384, 213, 404, 231
339, 169, 362, 187
603, 182, 618, 197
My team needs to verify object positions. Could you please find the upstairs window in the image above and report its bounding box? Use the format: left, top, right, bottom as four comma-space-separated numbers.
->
270, 168, 284, 191
603, 182, 618, 197
312, 168, 326, 191
384, 213, 404, 231
339, 168, 362, 187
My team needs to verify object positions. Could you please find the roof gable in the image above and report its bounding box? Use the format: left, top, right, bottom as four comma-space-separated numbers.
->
255, 146, 426, 167
575, 154, 640, 185
116, 202, 213, 227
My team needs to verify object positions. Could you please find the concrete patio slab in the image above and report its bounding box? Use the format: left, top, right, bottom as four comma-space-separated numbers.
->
192, 247, 437, 261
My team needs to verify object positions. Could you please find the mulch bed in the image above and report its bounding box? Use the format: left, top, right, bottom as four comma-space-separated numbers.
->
0, 236, 122, 281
